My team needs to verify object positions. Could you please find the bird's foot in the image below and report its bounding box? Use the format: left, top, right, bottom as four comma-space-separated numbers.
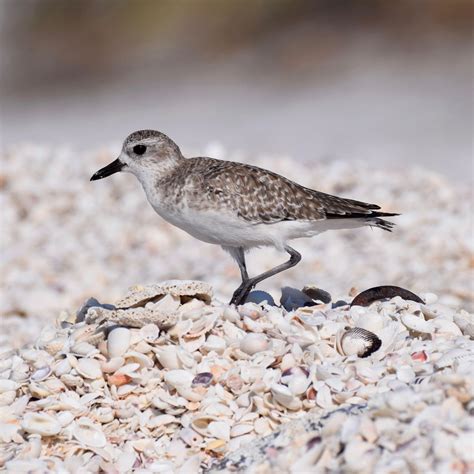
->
229, 282, 254, 306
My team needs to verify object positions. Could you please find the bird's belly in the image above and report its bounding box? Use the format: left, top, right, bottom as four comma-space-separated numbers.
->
153, 207, 266, 247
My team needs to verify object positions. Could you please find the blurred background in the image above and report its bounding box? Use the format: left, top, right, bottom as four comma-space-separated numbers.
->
0, 1, 473, 349
1, 0, 473, 179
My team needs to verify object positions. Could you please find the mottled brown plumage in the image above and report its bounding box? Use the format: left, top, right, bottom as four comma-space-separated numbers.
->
159, 157, 394, 227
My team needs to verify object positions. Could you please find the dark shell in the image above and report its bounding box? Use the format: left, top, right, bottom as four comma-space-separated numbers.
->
350, 285, 424, 307
342, 327, 382, 357
302, 286, 332, 304
192, 372, 214, 387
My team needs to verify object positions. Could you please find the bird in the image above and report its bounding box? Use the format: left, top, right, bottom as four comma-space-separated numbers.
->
91, 130, 398, 305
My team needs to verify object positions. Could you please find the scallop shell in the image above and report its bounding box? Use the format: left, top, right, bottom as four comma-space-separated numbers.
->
116, 280, 212, 308
336, 327, 382, 358
72, 417, 106, 448
139, 324, 160, 343
22, 412, 61, 436
74, 358, 102, 379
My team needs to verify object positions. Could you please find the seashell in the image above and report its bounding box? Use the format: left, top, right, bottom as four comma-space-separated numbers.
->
124, 351, 154, 369
230, 423, 254, 437
280, 367, 311, 395
0, 390, 17, 406
22, 412, 61, 436
43, 337, 68, 356
154, 346, 181, 369
179, 427, 203, 446
434, 348, 474, 369
116, 280, 212, 307
52, 358, 72, 377
191, 415, 220, 436
351, 285, 424, 307
302, 285, 332, 303
100, 356, 125, 373
432, 318, 462, 336
315, 382, 333, 409
411, 350, 428, 362
70, 342, 97, 357
108, 373, 132, 386
280, 287, 316, 311
253, 417, 271, 435
401, 313, 432, 333
246, 290, 276, 306
337, 327, 381, 358
139, 323, 160, 343
165, 370, 194, 389
192, 372, 213, 387
74, 358, 102, 379
107, 327, 131, 358
240, 333, 269, 356
396, 365, 416, 383
202, 335, 226, 354
270, 383, 302, 410
72, 417, 106, 447
153, 293, 181, 313
0, 379, 19, 393
453, 314, 474, 338
208, 421, 231, 441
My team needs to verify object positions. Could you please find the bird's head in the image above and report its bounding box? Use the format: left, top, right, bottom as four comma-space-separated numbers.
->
90, 130, 183, 182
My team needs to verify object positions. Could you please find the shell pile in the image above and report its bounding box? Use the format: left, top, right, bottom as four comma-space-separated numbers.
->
0, 280, 472, 472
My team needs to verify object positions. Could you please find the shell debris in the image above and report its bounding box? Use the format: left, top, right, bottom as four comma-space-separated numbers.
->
0, 280, 472, 472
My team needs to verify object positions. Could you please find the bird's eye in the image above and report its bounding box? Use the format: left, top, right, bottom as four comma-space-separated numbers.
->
133, 144, 147, 155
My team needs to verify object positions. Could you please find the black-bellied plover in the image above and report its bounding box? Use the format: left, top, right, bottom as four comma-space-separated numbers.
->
91, 130, 398, 305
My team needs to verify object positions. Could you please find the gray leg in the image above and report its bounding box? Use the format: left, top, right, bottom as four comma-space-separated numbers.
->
230, 246, 301, 306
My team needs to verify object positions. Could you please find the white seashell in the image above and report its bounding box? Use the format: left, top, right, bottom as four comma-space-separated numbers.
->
53, 358, 72, 377
254, 417, 271, 435
139, 323, 160, 343
179, 427, 203, 446
57, 411, 74, 427
401, 313, 432, 333
396, 365, 416, 383
240, 333, 269, 356
271, 383, 302, 410
124, 351, 154, 369
0, 379, 19, 393
453, 314, 474, 338
70, 342, 97, 357
191, 415, 220, 436
30, 366, 52, 382
354, 312, 385, 333
155, 346, 181, 369
116, 451, 137, 473
208, 421, 231, 441
0, 390, 17, 406
280, 367, 310, 395
230, 423, 254, 437
100, 356, 125, 373
75, 358, 102, 379
202, 335, 226, 354
164, 369, 194, 389
434, 348, 473, 369
22, 412, 61, 436
432, 318, 462, 336
107, 327, 131, 358
337, 327, 382, 358
72, 417, 106, 447
315, 382, 333, 409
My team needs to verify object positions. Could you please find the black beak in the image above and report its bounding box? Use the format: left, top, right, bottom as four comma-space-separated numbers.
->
90, 158, 124, 181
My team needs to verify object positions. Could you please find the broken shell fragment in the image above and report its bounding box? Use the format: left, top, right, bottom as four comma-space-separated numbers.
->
351, 285, 424, 307
22, 413, 61, 436
337, 327, 382, 357
72, 417, 106, 448
240, 333, 269, 355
